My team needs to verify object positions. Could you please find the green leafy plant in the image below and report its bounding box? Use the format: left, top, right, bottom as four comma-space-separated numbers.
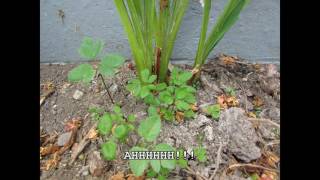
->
95, 105, 187, 177
68, 37, 125, 104
225, 87, 236, 97
127, 67, 197, 122
205, 104, 221, 120
95, 105, 137, 160
128, 143, 178, 177
193, 0, 250, 81
194, 146, 207, 163
88, 106, 104, 121
113, 0, 189, 82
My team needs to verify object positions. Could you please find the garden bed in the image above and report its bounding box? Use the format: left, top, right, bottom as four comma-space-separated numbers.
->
40, 54, 280, 180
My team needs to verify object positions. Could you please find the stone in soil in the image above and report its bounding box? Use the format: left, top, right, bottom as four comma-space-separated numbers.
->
260, 107, 280, 122
57, 131, 72, 146
73, 90, 84, 100
218, 107, 261, 162
88, 151, 105, 177
189, 114, 211, 129
204, 125, 214, 142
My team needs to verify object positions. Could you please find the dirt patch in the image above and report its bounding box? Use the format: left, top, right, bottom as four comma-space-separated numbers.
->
40, 55, 280, 180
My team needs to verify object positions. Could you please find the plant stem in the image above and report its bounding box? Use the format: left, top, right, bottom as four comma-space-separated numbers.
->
98, 73, 114, 104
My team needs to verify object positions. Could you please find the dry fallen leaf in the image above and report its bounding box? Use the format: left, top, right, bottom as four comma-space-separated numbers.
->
40, 144, 60, 156
87, 128, 98, 140
190, 104, 198, 111
127, 174, 146, 180
261, 151, 280, 168
226, 96, 239, 107
41, 152, 61, 171
260, 171, 277, 180
253, 64, 261, 71
111, 171, 125, 180
217, 94, 239, 108
64, 118, 82, 132
42, 81, 55, 91
40, 82, 56, 106
176, 111, 184, 123
253, 96, 264, 107
217, 95, 228, 109
221, 56, 236, 65
247, 112, 257, 118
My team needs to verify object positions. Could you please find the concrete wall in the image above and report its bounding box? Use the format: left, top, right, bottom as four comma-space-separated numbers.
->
40, 0, 279, 64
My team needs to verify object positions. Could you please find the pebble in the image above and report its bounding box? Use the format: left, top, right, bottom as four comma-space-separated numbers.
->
204, 126, 214, 141
82, 170, 89, 176
78, 154, 84, 160
218, 108, 261, 162
88, 151, 105, 177
57, 131, 72, 146
109, 84, 118, 93
73, 90, 84, 100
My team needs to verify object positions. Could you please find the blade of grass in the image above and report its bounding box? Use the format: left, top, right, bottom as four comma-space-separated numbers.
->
113, 0, 146, 80
194, 0, 211, 68
202, 0, 250, 65
126, 0, 149, 69
158, 0, 189, 83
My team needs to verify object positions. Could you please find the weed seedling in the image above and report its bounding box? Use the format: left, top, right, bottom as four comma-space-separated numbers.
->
68, 37, 125, 104
205, 104, 221, 120
127, 67, 197, 123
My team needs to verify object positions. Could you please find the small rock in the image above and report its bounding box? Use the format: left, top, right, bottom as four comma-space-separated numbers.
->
239, 95, 253, 111
219, 108, 261, 162
78, 165, 90, 176
62, 83, 71, 89
109, 84, 118, 94
204, 126, 214, 141
259, 125, 277, 140
88, 151, 105, 177
78, 154, 84, 160
266, 64, 279, 78
189, 114, 211, 129
82, 170, 89, 176
260, 107, 280, 122
73, 90, 84, 100
57, 131, 73, 146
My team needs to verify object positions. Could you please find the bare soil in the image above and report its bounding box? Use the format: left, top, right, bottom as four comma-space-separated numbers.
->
40, 55, 280, 180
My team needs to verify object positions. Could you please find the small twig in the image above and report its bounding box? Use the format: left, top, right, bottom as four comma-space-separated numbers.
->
208, 143, 224, 180
42, 133, 58, 146
264, 140, 280, 150
237, 83, 249, 112
69, 122, 98, 165
98, 73, 114, 104
40, 89, 55, 106
227, 163, 280, 173
248, 118, 280, 128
